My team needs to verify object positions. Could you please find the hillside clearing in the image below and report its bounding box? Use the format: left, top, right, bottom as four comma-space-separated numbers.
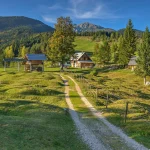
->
74, 36, 99, 52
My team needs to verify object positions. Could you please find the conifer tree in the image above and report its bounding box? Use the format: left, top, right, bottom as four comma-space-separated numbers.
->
118, 36, 128, 66
92, 41, 110, 67
49, 17, 75, 70
102, 40, 110, 63
110, 42, 118, 63
135, 27, 150, 85
123, 19, 137, 58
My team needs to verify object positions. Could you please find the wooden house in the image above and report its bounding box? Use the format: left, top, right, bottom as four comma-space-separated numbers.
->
71, 52, 94, 68
128, 56, 137, 71
23, 54, 47, 71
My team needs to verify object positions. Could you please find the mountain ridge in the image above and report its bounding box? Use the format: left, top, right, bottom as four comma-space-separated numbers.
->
0, 16, 54, 32
74, 22, 115, 33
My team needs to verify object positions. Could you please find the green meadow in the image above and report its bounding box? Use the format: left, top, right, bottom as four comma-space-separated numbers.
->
0, 69, 88, 150
74, 36, 99, 52
67, 68, 150, 148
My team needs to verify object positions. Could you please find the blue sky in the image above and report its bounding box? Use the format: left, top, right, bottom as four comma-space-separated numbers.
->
0, 0, 150, 30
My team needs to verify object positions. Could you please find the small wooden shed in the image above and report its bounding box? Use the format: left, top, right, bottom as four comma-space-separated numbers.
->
23, 54, 47, 72
128, 56, 137, 71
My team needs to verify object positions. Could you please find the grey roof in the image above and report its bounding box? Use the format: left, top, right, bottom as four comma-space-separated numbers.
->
72, 52, 91, 60
128, 56, 137, 66
73, 52, 85, 60
26, 54, 47, 61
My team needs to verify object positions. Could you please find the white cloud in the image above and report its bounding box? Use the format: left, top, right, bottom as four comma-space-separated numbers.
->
48, 4, 62, 10
69, 0, 119, 19
41, 0, 120, 23
42, 16, 56, 23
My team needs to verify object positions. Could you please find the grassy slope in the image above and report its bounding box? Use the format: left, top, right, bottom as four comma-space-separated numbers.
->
0, 70, 87, 150
74, 36, 99, 52
67, 68, 150, 149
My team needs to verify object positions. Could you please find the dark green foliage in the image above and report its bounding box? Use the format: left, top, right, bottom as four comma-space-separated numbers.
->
135, 27, 150, 84
0, 16, 54, 57
123, 19, 137, 58
118, 36, 128, 65
118, 28, 143, 38
110, 42, 118, 63
0, 16, 54, 32
49, 17, 75, 70
92, 41, 110, 67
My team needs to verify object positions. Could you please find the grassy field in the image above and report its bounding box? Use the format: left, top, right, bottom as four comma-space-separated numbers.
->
74, 36, 99, 52
65, 75, 133, 150
0, 69, 88, 150
67, 68, 150, 148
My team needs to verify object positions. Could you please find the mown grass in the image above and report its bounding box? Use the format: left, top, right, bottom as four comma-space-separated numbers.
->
0, 70, 88, 150
74, 36, 99, 52
69, 68, 150, 149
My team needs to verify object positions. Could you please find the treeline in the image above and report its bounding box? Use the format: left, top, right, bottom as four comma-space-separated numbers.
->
2, 32, 52, 59
75, 30, 114, 38
92, 19, 137, 67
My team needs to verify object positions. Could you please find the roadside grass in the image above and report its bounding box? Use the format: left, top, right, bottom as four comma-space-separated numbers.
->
0, 70, 88, 150
68, 68, 150, 148
66, 76, 132, 150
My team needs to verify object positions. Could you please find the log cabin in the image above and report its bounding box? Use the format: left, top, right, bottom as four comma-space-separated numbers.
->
23, 54, 47, 72
71, 52, 94, 68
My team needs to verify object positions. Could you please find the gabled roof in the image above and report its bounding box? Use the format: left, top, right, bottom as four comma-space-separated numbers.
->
26, 54, 47, 61
72, 52, 91, 60
128, 56, 137, 66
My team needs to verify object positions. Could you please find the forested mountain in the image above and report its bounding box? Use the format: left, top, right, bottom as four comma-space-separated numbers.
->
0, 16, 54, 51
74, 22, 115, 33
0, 16, 54, 32
118, 28, 143, 37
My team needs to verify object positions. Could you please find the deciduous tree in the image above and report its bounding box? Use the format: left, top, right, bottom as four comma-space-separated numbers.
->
49, 17, 75, 70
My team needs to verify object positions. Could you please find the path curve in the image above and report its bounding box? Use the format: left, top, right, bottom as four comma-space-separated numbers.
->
60, 75, 107, 150
67, 75, 149, 150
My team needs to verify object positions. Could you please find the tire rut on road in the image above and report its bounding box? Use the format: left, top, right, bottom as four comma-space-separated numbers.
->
61, 75, 107, 150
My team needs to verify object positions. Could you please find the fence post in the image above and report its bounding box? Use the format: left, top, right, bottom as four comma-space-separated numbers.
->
106, 90, 109, 109
124, 102, 129, 123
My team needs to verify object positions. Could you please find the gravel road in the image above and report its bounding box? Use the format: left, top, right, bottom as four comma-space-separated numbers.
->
61, 75, 107, 150
67, 75, 149, 150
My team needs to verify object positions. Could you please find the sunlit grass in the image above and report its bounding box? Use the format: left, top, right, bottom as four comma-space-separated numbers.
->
0, 69, 88, 150
70, 68, 150, 148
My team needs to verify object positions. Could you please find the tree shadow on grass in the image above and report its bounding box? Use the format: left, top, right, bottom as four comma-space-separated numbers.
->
0, 100, 88, 150
135, 90, 150, 100
135, 102, 150, 111
20, 89, 64, 96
